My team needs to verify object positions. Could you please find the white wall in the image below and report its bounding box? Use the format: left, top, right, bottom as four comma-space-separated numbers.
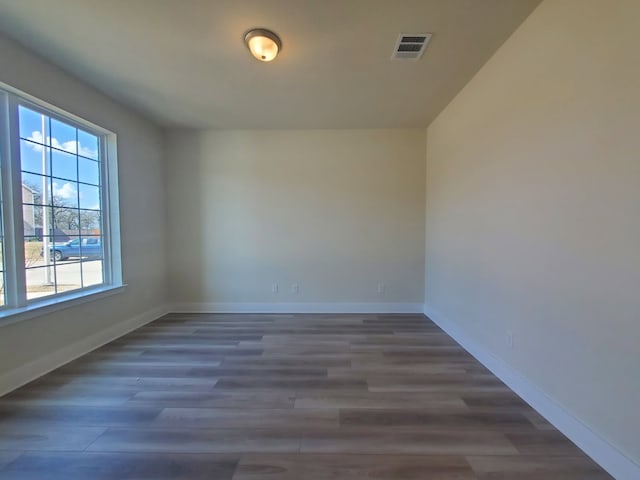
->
166, 128, 426, 310
0, 34, 168, 389
425, 0, 640, 469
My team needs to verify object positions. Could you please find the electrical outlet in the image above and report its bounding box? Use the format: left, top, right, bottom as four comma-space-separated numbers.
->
291, 283, 299, 294
377, 283, 385, 294
271, 283, 278, 294
505, 330, 514, 349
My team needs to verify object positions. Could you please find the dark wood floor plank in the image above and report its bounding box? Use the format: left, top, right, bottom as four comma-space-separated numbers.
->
47, 375, 218, 391
366, 374, 510, 393
0, 405, 162, 428
0, 451, 21, 470
505, 431, 589, 456
339, 408, 536, 431
0, 452, 239, 480
0, 425, 106, 451
233, 454, 476, 479
86, 428, 300, 453
128, 391, 295, 409
462, 394, 530, 408
155, 407, 338, 429
294, 392, 468, 410
214, 377, 368, 390
0, 387, 134, 407
327, 364, 470, 377
299, 429, 518, 455
188, 366, 328, 377
52, 363, 213, 378
222, 356, 351, 368
466, 455, 613, 479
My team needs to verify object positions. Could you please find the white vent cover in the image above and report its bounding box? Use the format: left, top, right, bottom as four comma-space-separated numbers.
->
391, 33, 432, 60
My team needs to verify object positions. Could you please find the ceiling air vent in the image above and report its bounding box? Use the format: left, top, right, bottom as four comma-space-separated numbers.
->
392, 33, 432, 60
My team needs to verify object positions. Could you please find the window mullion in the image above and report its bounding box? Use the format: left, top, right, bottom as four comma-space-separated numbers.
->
2, 95, 27, 307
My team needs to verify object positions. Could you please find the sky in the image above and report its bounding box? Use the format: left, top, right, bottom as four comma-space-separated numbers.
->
18, 105, 101, 211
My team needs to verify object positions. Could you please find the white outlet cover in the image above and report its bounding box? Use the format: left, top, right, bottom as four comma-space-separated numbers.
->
505, 330, 514, 348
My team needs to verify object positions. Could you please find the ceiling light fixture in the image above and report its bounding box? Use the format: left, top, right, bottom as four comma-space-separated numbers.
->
244, 28, 281, 62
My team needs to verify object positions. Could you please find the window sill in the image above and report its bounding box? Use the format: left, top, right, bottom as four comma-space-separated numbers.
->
0, 284, 127, 328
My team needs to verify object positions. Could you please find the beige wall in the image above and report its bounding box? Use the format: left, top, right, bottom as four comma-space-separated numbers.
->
0, 34, 168, 382
425, 0, 639, 464
166, 129, 426, 307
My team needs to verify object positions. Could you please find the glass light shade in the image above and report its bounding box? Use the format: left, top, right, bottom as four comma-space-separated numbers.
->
245, 29, 281, 62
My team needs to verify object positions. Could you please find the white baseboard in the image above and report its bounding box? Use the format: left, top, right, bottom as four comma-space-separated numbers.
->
424, 304, 639, 480
0, 304, 171, 397
171, 302, 424, 314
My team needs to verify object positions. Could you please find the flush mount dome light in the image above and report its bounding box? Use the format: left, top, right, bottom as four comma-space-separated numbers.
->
244, 28, 281, 62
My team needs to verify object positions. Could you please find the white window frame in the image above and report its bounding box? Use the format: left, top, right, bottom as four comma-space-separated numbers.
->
0, 83, 123, 326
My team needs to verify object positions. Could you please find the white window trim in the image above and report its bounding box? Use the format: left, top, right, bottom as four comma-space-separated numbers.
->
0, 82, 123, 323
0, 284, 127, 327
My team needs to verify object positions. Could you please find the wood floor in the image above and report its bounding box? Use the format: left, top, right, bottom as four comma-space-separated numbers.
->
0, 313, 610, 479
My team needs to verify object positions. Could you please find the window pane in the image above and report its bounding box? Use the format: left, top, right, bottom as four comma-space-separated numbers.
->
51, 149, 77, 182
20, 140, 47, 175
26, 265, 56, 300
22, 200, 46, 239
55, 260, 82, 294
82, 259, 103, 287
22, 200, 54, 246
18, 106, 49, 144
24, 235, 56, 268
80, 209, 101, 233
80, 235, 102, 260
50, 235, 79, 262
50, 118, 76, 153
78, 157, 99, 186
52, 180, 79, 209
79, 184, 100, 210
24, 236, 46, 268
52, 207, 80, 236
78, 130, 99, 160
39, 205, 54, 239
21, 172, 47, 203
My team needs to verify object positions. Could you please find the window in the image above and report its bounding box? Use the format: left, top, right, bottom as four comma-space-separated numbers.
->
0, 84, 121, 318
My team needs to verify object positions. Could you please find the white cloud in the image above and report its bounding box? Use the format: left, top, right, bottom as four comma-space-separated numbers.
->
27, 131, 97, 158
52, 182, 77, 200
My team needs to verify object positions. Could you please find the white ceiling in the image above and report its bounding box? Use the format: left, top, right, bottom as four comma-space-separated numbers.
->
0, 0, 541, 129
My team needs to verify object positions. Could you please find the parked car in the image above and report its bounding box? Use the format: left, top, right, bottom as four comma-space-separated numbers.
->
50, 238, 102, 261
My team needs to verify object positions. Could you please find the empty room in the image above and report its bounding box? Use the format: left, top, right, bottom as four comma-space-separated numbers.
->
0, 0, 637, 478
